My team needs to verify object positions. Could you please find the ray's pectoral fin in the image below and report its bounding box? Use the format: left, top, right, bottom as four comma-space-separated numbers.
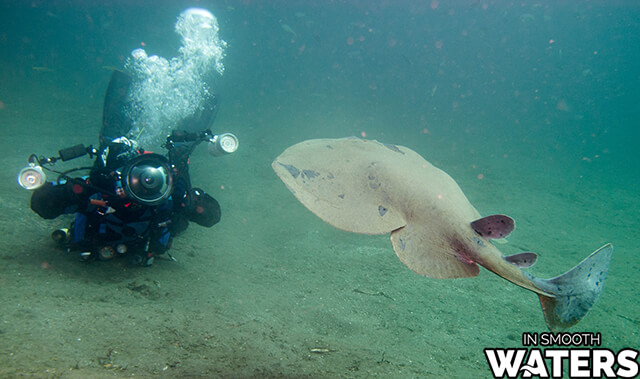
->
391, 224, 479, 279
504, 252, 538, 268
272, 139, 407, 235
471, 214, 515, 239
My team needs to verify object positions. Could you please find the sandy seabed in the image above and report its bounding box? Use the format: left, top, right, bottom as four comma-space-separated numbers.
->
1, 79, 638, 378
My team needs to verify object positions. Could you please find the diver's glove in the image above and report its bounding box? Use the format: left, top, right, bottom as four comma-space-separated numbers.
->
30, 179, 92, 219
184, 188, 221, 227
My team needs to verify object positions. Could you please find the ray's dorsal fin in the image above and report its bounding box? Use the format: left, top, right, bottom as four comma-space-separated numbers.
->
504, 252, 538, 268
470, 214, 514, 239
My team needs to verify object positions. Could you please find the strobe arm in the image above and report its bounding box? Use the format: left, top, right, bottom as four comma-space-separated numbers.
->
33, 144, 99, 166
164, 129, 214, 149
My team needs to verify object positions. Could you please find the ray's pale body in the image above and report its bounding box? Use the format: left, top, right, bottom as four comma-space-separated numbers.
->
273, 137, 612, 331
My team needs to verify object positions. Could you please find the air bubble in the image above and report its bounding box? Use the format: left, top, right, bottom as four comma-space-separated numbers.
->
124, 8, 227, 148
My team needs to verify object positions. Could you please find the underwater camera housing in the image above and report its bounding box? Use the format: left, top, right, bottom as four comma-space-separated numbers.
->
18, 130, 237, 201
120, 153, 173, 206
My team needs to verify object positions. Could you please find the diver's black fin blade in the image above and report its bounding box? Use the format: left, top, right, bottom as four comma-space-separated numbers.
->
175, 93, 219, 133
101, 70, 133, 148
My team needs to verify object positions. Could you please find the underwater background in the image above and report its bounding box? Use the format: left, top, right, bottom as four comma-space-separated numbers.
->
0, 0, 638, 377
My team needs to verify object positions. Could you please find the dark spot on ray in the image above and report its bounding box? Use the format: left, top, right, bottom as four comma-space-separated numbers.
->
383, 143, 405, 154
338, 194, 345, 199
368, 175, 375, 180
302, 169, 320, 179
326, 145, 333, 149
327, 173, 334, 179
472, 237, 485, 247
378, 205, 387, 216
279, 163, 300, 179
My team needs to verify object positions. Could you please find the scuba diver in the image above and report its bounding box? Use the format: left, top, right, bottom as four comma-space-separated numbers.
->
18, 70, 238, 266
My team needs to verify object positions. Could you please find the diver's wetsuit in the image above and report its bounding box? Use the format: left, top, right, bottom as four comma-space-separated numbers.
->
30, 134, 220, 265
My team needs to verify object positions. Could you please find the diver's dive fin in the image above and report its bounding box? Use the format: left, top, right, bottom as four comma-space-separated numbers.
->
101, 70, 133, 148
174, 93, 219, 133
533, 244, 612, 332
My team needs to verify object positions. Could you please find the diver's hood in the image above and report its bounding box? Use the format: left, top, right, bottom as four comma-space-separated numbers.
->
121, 153, 173, 206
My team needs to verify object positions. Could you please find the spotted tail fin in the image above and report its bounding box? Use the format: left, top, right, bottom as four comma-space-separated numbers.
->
533, 244, 613, 332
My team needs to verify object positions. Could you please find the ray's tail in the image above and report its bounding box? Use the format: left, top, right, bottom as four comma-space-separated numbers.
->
532, 244, 613, 332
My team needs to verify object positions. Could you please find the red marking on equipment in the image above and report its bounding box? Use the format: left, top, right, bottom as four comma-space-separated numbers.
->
90, 199, 108, 207
73, 184, 84, 194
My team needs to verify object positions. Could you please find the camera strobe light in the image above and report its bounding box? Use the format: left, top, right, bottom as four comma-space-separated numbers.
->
18, 164, 46, 190
208, 133, 239, 157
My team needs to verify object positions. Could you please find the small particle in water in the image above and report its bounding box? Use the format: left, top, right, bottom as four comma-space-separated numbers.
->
360, 131, 367, 138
